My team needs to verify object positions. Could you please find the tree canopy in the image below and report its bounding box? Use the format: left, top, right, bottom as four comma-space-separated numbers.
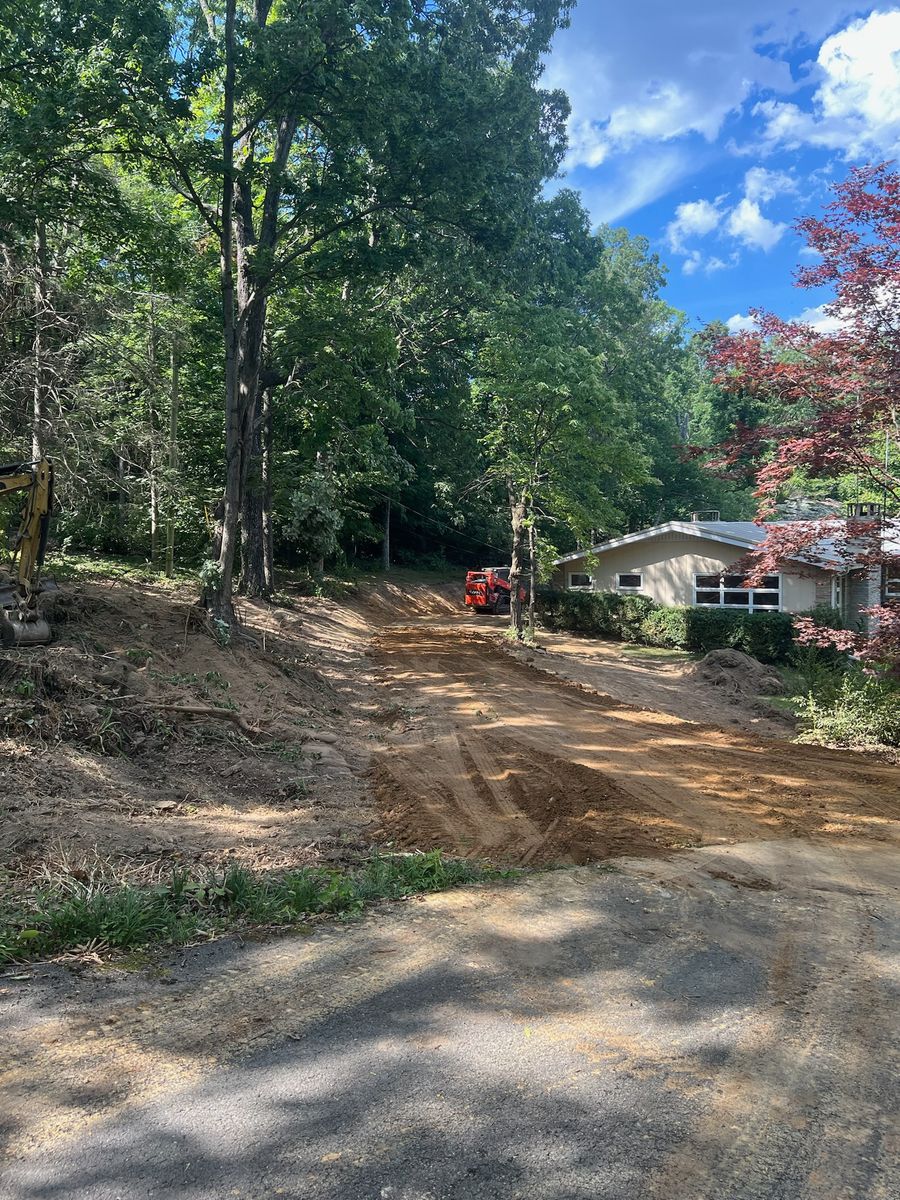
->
1, 0, 757, 637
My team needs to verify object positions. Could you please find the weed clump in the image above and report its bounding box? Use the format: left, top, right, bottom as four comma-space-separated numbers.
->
796, 670, 900, 748
0, 851, 504, 965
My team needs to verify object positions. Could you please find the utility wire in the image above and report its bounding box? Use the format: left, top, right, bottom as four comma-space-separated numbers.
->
367, 487, 510, 558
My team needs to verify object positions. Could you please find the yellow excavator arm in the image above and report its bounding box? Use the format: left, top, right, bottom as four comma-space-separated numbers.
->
0, 457, 54, 646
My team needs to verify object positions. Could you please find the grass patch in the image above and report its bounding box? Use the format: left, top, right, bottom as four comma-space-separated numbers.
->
0, 852, 511, 966
620, 644, 698, 662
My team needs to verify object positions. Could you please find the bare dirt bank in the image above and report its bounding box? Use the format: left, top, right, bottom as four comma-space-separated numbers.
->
0, 571, 457, 888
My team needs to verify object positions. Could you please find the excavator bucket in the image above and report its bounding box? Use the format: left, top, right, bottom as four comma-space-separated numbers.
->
0, 579, 52, 647
0, 610, 52, 647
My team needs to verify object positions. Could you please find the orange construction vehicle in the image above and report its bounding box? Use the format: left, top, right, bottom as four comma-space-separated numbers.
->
464, 566, 524, 615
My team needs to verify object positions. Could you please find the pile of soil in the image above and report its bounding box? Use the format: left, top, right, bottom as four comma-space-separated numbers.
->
689, 649, 786, 697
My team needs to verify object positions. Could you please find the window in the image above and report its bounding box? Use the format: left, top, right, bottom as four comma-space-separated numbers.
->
693, 573, 781, 612
617, 572, 642, 591
886, 569, 900, 599
569, 573, 592, 589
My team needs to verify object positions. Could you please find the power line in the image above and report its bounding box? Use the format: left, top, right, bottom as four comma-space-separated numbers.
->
367, 487, 510, 558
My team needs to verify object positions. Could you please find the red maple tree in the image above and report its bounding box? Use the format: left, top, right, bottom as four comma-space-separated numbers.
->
707, 163, 900, 668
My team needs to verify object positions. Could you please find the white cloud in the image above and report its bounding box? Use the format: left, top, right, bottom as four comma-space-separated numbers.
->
726, 313, 758, 333
725, 306, 846, 335
665, 198, 723, 253
575, 148, 692, 225
704, 256, 731, 273
545, 1, 859, 172
665, 172, 787, 264
682, 251, 703, 276
726, 197, 787, 251
682, 249, 735, 276
791, 304, 845, 334
755, 11, 900, 157
743, 166, 797, 204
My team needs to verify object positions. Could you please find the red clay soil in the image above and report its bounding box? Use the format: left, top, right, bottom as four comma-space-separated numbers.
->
371, 626, 900, 866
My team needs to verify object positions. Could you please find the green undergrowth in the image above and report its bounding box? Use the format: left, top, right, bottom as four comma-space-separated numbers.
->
0, 852, 511, 966
44, 551, 198, 587
620, 643, 698, 661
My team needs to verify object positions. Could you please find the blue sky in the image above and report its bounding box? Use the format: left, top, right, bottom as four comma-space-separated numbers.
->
543, 3, 900, 331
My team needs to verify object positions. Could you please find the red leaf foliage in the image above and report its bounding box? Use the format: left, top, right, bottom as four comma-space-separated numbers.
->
703, 164, 900, 667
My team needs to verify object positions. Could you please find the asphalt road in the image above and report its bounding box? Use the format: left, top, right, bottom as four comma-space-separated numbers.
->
3, 838, 898, 1200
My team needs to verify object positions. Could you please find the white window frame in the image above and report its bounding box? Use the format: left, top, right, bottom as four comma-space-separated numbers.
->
616, 572, 643, 592
885, 567, 900, 600
692, 572, 782, 613
568, 572, 592, 590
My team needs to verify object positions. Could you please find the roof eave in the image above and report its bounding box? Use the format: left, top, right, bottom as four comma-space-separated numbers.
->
553, 522, 762, 565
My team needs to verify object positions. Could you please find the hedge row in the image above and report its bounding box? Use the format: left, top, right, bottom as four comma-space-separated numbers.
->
536, 588, 795, 663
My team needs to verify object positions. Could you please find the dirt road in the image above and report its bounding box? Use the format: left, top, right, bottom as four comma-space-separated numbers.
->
373, 623, 900, 865
3, 602, 900, 1198
3, 841, 898, 1199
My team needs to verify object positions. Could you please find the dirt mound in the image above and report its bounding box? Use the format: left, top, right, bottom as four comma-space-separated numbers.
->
375, 731, 685, 865
689, 648, 786, 697
350, 572, 459, 620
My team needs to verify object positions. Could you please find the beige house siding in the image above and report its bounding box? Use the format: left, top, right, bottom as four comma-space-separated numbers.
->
847, 567, 882, 630
554, 533, 825, 613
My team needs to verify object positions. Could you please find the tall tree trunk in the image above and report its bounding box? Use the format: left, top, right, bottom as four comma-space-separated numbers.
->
149, 473, 160, 563
117, 453, 127, 542
147, 293, 159, 563
165, 336, 180, 578
507, 484, 527, 639
261, 387, 275, 594
239, 385, 271, 598
207, 37, 295, 624
31, 220, 48, 460
527, 519, 537, 642
206, 0, 240, 624
382, 498, 391, 572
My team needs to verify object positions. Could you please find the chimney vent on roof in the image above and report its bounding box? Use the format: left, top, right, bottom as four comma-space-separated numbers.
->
847, 502, 882, 519
690, 510, 720, 522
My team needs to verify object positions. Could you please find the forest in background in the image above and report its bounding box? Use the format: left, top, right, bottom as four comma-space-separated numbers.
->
2, 1, 897, 645
0, 0, 755, 615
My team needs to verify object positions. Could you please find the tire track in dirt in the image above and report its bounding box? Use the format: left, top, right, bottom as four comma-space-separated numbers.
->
371, 625, 900, 865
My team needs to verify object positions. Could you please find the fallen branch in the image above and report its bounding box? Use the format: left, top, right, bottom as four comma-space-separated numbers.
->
141, 702, 262, 737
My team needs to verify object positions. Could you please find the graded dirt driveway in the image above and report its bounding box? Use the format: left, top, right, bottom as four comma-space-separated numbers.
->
3, 614, 900, 1199
373, 623, 900, 865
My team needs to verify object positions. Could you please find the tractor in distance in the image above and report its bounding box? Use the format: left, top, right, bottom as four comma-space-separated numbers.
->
464, 566, 524, 615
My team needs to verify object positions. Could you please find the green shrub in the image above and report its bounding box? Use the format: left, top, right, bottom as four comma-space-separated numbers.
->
537, 589, 655, 640
537, 589, 795, 662
683, 608, 794, 663
788, 643, 846, 700
797, 670, 900, 748
639, 606, 690, 649
618, 595, 657, 640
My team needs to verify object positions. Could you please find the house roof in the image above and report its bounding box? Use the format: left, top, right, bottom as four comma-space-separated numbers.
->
554, 518, 900, 570
553, 520, 768, 566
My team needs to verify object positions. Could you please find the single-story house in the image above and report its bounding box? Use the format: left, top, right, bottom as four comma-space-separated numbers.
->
552, 510, 900, 626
